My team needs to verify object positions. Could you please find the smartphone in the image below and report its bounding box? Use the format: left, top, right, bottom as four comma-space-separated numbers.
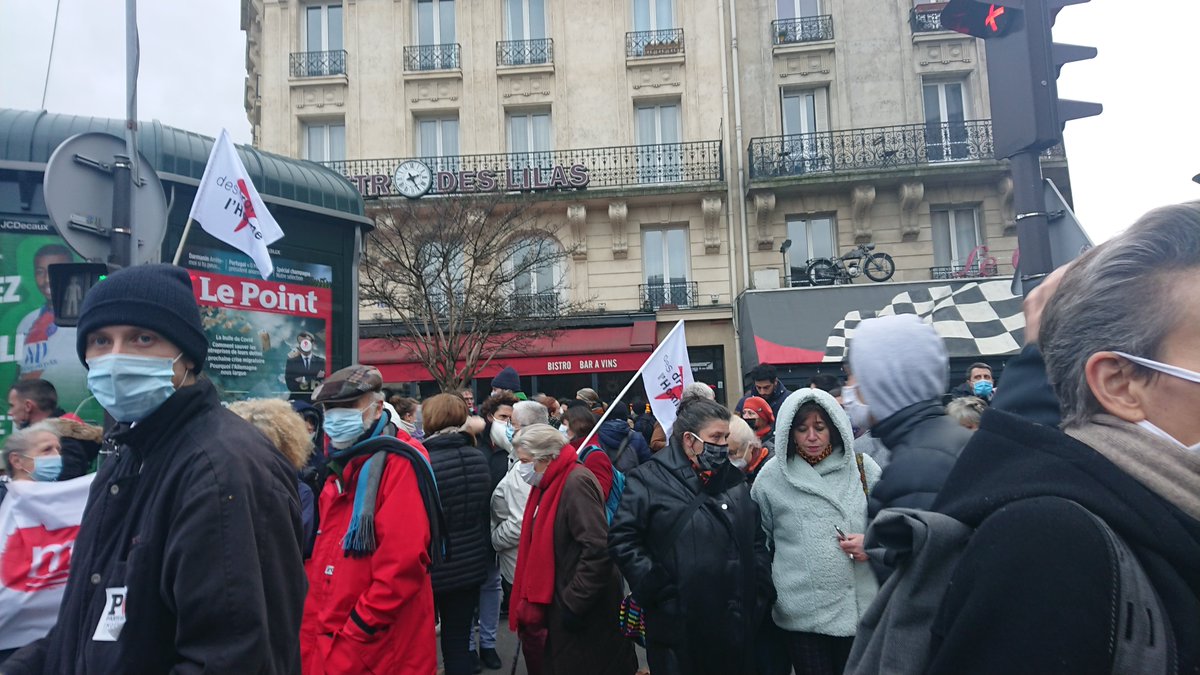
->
834, 526, 848, 540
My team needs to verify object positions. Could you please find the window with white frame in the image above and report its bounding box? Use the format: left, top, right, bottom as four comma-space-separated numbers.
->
786, 214, 836, 284
510, 237, 561, 315
507, 110, 552, 169
780, 87, 829, 173
635, 101, 682, 183
923, 80, 970, 161
633, 0, 674, 31
304, 121, 345, 163
416, 0, 455, 44
643, 226, 691, 308
417, 116, 459, 158
777, 0, 821, 18
506, 0, 547, 40
418, 240, 465, 313
305, 4, 343, 52
931, 207, 982, 268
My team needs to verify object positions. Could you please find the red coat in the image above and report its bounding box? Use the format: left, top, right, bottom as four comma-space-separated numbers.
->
300, 431, 436, 674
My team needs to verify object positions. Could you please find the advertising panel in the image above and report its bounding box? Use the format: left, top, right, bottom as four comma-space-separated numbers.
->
0, 216, 99, 430
183, 246, 332, 401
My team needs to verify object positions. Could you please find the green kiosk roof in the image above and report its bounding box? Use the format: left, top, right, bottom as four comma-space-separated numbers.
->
0, 108, 365, 220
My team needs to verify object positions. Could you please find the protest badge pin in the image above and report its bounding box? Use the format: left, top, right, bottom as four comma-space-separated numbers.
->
92, 586, 128, 642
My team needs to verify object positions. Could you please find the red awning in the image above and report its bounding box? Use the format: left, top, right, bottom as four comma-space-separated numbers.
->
361, 322, 658, 382
753, 335, 826, 365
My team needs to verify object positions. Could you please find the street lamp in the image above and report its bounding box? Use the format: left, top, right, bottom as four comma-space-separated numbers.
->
780, 239, 793, 287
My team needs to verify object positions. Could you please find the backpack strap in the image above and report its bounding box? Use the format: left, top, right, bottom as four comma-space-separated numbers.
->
614, 431, 634, 464
855, 451, 869, 496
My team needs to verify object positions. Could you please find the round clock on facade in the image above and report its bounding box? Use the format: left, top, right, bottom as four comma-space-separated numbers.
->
393, 160, 433, 199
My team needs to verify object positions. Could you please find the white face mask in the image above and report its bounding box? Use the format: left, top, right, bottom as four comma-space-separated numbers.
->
731, 456, 749, 471
1115, 351, 1200, 452
490, 419, 513, 451
842, 384, 873, 432
517, 460, 541, 487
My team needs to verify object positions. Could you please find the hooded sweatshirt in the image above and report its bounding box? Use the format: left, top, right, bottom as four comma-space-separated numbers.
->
751, 388, 881, 636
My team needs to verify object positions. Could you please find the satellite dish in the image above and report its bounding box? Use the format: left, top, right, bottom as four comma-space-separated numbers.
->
43, 132, 168, 265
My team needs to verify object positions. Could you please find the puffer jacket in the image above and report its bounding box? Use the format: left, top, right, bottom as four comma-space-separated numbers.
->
609, 438, 773, 675
424, 430, 492, 593
752, 388, 881, 636
868, 399, 972, 519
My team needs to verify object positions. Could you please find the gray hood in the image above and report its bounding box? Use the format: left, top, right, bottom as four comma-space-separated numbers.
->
774, 387, 856, 463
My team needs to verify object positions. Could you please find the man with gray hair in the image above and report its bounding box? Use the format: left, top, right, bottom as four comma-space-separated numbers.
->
923, 202, 1200, 672
849, 314, 972, 518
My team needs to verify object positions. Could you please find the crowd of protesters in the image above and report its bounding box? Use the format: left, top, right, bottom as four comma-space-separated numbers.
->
2, 199, 1199, 675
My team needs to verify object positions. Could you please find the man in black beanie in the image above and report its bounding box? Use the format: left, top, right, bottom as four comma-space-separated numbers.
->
3, 264, 305, 675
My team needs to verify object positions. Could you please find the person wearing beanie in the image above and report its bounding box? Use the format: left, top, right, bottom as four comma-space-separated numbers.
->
491, 365, 527, 400
847, 314, 972, 522
741, 395, 777, 451
4, 264, 306, 675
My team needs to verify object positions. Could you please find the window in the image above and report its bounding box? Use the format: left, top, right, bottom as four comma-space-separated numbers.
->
931, 207, 981, 268
777, 0, 820, 18
417, 116, 459, 164
507, 110, 552, 170
510, 237, 561, 316
786, 215, 836, 285
780, 88, 829, 173
305, 4, 343, 52
923, 81, 969, 161
643, 226, 691, 308
304, 121, 345, 162
635, 101, 682, 183
633, 0, 674, 31
418, 241, 465, 314
506, 0, 547, 40
417, 0, 455, 44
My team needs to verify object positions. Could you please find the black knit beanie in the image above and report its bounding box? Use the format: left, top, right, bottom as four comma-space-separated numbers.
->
75, 264, 209, 371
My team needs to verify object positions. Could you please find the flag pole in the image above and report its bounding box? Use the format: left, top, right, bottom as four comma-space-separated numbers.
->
170, 217, 195, 266
578, 319, 686, 449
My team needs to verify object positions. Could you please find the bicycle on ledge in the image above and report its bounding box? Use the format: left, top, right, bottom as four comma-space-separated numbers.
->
806, 243, 896, 286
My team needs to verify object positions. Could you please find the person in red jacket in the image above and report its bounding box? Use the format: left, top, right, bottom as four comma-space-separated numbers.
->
300, 365, 444, 674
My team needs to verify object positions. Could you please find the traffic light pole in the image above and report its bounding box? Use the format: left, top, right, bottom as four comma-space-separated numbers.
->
1009, 149, 1053, 286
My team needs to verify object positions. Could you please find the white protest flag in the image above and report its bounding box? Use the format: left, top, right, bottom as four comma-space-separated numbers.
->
0, 474, 95, 649
642, 320, 694, 436
187, 129, 284, 279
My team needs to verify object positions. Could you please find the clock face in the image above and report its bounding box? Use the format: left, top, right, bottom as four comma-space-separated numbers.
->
393, 160, 433, 199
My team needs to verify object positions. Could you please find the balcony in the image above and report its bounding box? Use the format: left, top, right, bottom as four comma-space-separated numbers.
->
497, 38, 554, 66
749, 120, 999, 180
640, 281, 698, 312
325, 139, 723, 198
289, 50, 347, 78
510, 292, 560, 317
404, 44, 461, 72
910, 3, 948, 33
626, 29, 684, 58
772, 16, 834, 45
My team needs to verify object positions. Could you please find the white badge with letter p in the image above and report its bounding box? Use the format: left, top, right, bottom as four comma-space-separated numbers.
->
92, 586, 128, 642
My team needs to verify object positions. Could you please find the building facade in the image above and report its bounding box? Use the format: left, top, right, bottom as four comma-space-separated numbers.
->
242, 0, 1072, 400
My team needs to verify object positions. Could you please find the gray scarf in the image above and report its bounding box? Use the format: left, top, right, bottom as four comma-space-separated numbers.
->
1066, 414, 1200, 522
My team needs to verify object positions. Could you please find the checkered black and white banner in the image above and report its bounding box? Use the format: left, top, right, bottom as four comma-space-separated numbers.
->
824, 280, 1026, 361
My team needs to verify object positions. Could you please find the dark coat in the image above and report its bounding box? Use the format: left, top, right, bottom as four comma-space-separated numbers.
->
544, 466, 638, 675
989, 343, 1063, 427
609, 440, 774, 675
735, 380, 791, 417
927, 409, 1200, 674
596, 419, 652, 470
47, 414, 103, 481
4, 379, 305, 675
482, 422, 511, 495
425, 430, 493, 593
867, 399, 973, 519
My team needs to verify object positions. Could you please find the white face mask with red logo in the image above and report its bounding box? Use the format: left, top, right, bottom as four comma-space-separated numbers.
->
1114, 351, 1200, 452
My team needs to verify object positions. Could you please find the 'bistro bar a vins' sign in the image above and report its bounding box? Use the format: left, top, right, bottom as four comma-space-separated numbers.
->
348, 160, 590, 198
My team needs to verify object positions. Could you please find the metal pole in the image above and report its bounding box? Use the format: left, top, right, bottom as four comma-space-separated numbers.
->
111, 155, 133, 268
124, 0, 139, 265
1009, 150, 1052, 291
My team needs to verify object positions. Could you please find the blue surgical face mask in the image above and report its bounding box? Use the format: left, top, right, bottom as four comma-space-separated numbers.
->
87, 353, 184, 423
324, 405, 371, 446
973, 380, 994, 398
24, 454, 63, 482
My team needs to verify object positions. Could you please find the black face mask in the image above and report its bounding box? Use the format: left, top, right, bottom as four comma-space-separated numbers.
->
745, 417, 759, 430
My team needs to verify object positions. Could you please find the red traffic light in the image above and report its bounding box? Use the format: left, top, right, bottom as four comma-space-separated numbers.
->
941, 0, 1019, 38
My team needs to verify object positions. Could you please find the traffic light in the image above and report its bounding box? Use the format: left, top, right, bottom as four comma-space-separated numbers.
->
941, 0, 1101, 159
48, 263, 110, 327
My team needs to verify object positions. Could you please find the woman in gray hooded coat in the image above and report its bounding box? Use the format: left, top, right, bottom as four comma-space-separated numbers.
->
750, 388, 881, 675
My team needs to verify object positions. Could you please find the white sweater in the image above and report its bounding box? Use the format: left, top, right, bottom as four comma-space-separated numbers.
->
751, 387, 882, 637
490, 461, 531, 584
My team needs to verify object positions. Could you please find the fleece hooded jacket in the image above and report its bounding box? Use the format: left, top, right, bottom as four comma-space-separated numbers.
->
752, 388, 881, 636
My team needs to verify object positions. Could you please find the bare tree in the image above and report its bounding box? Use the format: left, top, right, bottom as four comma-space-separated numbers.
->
361, 192, 588, 392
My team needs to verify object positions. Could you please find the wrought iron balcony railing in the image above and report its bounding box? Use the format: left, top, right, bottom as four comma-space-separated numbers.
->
640, 281, 698, 312
289, 50, 348, 78
626, 29, 685, 58
509, 292, 560, 317
772, 16, 834, 45
910, 4, 948, 33
324, 139, 723, 198
497, 38, 554, 66
749, 120, 996, 180
404, 43, 462, 71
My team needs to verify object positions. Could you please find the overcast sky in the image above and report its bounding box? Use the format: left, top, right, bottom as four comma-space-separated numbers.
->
2, 0, 1197, 242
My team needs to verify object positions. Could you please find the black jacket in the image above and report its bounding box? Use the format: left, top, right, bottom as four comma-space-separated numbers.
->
4, 379, 305, 675
481, 422, 510, 495
47, 411, 103, 481
928, 409, 1200, 674
990, 343, 1062, 427
596, 419, 652, 471
609, 440, 773, 675
425, 431, 492, 594
868, 400, 972, 519
735, 380, 791, 417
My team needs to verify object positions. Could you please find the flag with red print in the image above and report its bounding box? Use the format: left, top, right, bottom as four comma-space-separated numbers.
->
643, 320, 694, 436
188, 129, 284, 279
0, 474, 94, 649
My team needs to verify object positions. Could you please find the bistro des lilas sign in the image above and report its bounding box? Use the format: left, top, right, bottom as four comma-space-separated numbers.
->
346, 159, 590, 199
